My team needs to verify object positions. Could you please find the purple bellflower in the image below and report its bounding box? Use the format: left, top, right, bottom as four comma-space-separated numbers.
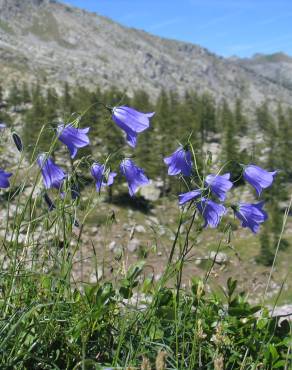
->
197, 198, 226, 228
0, 169, 12, 188
234, 202, 268, 233
0, 122, 7, 130
205, 173, 233, 201
57, 124, 90, 159
44, 193, 56, 211
178, 189, 201, 205
164, 146, 192, 176
243, 164, 277, 196
120, 159, 150, 197
37, 154, 66, 190
70, 181, 80, 200
12, 132, 23, 152
112, 106, 155, 148
91, 163, 117, 192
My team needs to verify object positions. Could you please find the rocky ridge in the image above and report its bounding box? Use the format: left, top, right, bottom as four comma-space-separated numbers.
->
234, 52, 292, 92
0, 0, 292, 107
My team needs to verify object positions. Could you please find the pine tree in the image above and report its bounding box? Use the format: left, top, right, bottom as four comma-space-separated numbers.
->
235, 98, 248, 135
277, 105, 291, 179
133, 90, 155, 178
45, 88, 59, 124
0, 84, 3, 106
220, 100, 240, 179
61, 82, 74, 119
23, 83, 49, 156
154, 90, 172, 194
21, 82, 31, 103
256, 226, 274, 266
0, 84, 10, 124
8, 81, 22, 109
199, 93, 216, 143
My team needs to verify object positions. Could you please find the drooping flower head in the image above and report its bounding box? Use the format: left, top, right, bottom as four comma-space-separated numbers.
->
233, 202, 268, 233
205, 173, 233, 201
243, 164, 277, 196
120, 159, 150, 197
112, 106, 155, 148
0, 169, 12, 189
0, 122, 6, 130
37, 154, 66, 190
178, 189, 201, 205
12, 131, 23, 152
57, 124, 90, 159
164, 146, 192, 176
43, 193, 56, 211
197, 198, 226, 228
91, 163, 117, 192
70, 181, 80, 200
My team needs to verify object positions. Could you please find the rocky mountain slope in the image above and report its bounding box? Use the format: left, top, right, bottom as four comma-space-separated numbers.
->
1, 0, 292, 107
234, 52, 292, 91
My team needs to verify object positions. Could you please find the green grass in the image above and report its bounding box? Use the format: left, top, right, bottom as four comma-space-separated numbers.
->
0, 107, 291, 369
25, 11, 76, 49
0, 20, 15, 35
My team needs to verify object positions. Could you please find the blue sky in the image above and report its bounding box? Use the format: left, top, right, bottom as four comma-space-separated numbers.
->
64, 0, 292, 58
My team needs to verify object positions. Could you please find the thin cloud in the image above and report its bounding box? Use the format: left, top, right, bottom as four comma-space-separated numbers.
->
119, 12, 146, 23
197, 11, 243, 30
188, 0, 256, 10
224, 44, 257, 54
256, 12, 292, 26
148, 18, 183, 31
189, 0, 291, 9
224, 34, 292, 56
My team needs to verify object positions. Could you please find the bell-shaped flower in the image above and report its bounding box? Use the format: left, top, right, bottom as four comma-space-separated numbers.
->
0, 168, 12, 188
37, 154, 66, 190
243, 164, 277, 196
12, 131, 23, 152
178, 189, 201, 205
57, 124, 90, 159
70, 181, 80, 200
43, 193, 56, 211
120, 159, 149, 197
197, 198, 226, 228
0, 122, 6, 129
112, 106, 155, 148
234, 202, 268, 233
164, 146, 192, 176
205, 173, 233, 201
91, 163, 117, 192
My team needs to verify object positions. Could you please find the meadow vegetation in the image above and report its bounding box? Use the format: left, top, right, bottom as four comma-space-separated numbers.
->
0, 82, 291, 369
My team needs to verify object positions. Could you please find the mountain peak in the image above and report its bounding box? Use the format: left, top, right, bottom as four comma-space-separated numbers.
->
0, 0, 53, 10
252, 52, 292, 63
1, 0, 292, 107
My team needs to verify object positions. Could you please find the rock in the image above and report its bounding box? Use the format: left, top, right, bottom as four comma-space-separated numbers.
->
108, 241, 123, 255
135, 225, 146, 233
140, 182, 161, 201
209, 251, 229, 264
108, 241, 116, 251
89, 267, 103, 283
123, 223, 131, 231
127, 238, 140, 252
147, 216, 159, 225
155, 273, 162, 281
270, 305, 292, 322
157, 227, 166, 236
90, 226, 99, 234
97, 266, 103, 280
